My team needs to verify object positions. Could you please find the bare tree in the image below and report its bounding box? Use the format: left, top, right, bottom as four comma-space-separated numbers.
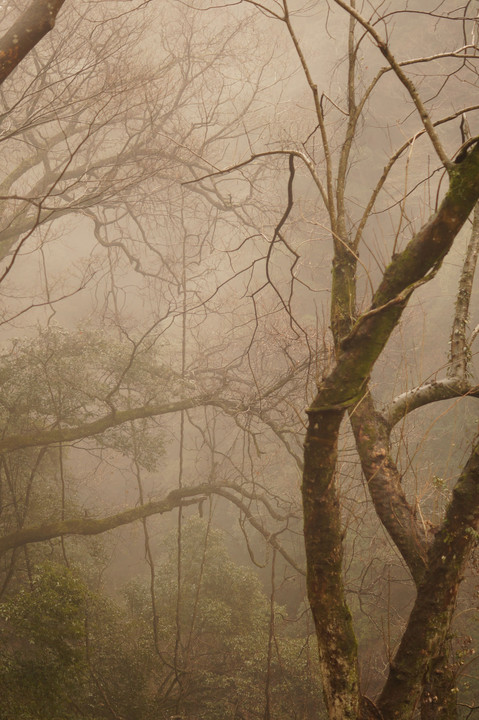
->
182, 1, 479, 718
4, 0, 479, 718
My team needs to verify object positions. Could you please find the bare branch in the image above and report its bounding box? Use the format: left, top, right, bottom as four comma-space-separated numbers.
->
332, 0, 452, 169
386, 378, 479, 429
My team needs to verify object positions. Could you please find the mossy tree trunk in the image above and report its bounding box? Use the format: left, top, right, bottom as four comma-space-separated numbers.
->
302, 407, 360, 720
302, 144, 479, 719
378, 439, 479, 718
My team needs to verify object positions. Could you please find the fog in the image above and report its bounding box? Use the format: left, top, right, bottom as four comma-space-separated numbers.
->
0, 1, 478, 718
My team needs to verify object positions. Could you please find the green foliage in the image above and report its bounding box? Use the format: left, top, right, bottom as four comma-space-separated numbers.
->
0, 325, 179, 565
0, 523, 323, 720
120, 517, 324, 720
83, 592, 160, 720
0, 563, 89, 720
0, 326, 181, 468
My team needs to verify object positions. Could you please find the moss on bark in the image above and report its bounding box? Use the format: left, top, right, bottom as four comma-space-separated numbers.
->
302, 138, 479, 720
303, 409, 361, 719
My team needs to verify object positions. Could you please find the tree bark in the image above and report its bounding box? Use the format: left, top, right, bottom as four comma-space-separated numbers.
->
302, 407, 361, 720
302, 144, 479, 718
378, 439, 479, 718
350, 392, 430, 583
0, 0, 67, 85
420, 645, 458, 720
0, 486, 205, 555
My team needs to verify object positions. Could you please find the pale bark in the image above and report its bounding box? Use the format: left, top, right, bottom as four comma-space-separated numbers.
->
448, 204, 479, 378
386, 378, 478, 429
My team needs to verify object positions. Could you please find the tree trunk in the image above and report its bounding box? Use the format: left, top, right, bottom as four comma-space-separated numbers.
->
349, 392, 429, 584
302, 408, 361, 719
302, 145, 479, 718
378, 440, 479, 718
421, 645, 458, 720
0, 0, 67, 85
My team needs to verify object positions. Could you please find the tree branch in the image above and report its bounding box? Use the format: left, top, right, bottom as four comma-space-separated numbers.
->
379, 437, 479, 717
386, 378, 479, 428
332, 0, 451, 168
350, 392, 430, 584
449, 203, 479, 377
0, 485, 204, 555
309, 144, 479, 412
0, 395, 217, 452
0, 0, 67, 85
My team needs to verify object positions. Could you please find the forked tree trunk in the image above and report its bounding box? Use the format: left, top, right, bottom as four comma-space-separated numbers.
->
351, 394, 461, 720
302, 146, 479, 719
